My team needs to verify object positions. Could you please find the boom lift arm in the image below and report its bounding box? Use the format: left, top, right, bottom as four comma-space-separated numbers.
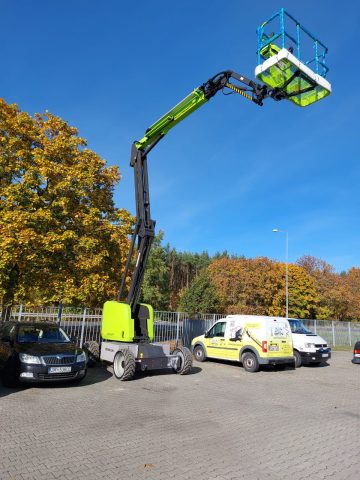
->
117, 70, 275, 341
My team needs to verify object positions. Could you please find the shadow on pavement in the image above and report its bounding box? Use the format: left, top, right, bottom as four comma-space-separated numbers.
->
0, 365, 112, 395
302, 361, 330, 368
126, 365, 202, 381
0, 381, 24, 398
206, 357, 297, 373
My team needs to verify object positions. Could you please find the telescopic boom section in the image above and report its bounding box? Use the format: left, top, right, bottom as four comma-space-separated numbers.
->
118, 70, 268, 324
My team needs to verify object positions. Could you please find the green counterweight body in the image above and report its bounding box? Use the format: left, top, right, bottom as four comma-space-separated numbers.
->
102, 301, 154, 342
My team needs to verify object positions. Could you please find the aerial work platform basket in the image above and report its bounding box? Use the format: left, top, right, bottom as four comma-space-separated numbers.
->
255, 8, 331, 107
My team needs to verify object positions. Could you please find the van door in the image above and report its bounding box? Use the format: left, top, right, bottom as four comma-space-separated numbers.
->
204, 321, 228, 359
267, 319, 293, 357
225, 319, 244, 361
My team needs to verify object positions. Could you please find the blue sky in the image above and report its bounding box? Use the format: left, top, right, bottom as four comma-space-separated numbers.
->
1, 1, 359, 272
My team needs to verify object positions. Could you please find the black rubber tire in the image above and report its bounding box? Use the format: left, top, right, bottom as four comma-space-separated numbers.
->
113, 349, 135, 381
83, 341, 100, 367
294, 350, 302, 368
241, 352, 260, 373
1, 368, 19, 388
193, 344, 206, 362
172, 347, 192, 375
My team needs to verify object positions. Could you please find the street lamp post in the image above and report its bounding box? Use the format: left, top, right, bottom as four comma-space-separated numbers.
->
272, 229, 289, 319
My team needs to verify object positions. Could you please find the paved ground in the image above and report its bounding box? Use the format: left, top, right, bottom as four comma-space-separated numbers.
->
0, 351, 359, 480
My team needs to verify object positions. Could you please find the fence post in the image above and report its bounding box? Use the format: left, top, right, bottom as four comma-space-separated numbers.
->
332, 321, 335, 347
348, 322, 352, 346
57, 302, 63, 325
176, 312, 180, 347
79, 308, 87, 348
314, 319, 317, 334
18, 304, 23, 322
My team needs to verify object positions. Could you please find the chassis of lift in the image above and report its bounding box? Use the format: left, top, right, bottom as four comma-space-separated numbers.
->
100, 341, 192, 380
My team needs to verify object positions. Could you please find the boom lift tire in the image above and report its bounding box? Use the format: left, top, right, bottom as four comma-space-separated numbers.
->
193, 345, 206, 362
113, 349, 136, 381
241, 351, 260, 373
172, 347, 192, 375
83, 341, 100, 367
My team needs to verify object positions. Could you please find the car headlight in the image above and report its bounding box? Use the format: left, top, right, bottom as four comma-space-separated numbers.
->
76, 352, 86, 363
19, 353, 41, 364
304, 343, 315, 348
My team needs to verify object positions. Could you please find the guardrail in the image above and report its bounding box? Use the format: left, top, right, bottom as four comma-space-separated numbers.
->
1, 305, 359, 348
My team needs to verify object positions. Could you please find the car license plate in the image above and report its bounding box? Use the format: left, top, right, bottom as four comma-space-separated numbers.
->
269, 345, 279, 351
48, 367, 71, 374
322, 353, 329, 358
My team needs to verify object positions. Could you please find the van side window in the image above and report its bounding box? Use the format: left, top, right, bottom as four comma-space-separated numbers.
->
208, 322, 226, 338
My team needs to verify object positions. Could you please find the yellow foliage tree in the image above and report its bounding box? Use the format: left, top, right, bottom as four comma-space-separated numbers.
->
208, 257, 319, 318
268, 264, 319, 318
0, 99, 134, 307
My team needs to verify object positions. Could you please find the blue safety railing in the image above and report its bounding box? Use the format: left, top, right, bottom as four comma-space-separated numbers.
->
256, 8, 329, 78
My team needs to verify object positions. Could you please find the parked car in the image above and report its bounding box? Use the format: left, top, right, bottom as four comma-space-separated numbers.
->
351, 341, 360, 364
192, 315, 294, 372
0, 321, 87, 387
288, 319, 331, 368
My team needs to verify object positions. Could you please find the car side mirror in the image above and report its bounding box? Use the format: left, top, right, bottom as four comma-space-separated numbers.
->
230, 332, 242, 342
204, 332, 209, 338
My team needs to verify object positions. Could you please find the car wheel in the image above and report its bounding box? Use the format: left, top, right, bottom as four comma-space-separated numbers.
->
294, 350, 302, 368
83, 341, 100, 367
193, 345, 206, 362
172, 347, 192, 375
113, 350, 135, 381
241, 352, 259, 373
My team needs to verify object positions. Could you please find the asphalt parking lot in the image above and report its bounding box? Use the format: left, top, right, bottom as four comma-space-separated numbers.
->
0, 351, 359, 480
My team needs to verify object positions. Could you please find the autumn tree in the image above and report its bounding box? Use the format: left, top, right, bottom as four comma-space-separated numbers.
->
268, 264, 319, 318
345, 268, 360, 320
208, 257, 319, 317
297, 255, 354, 320
0, 99, 134, 307
208, 257, 284, 315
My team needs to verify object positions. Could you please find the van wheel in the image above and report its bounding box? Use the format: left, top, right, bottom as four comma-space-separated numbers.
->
193, 345, 206, 362
294, 350, 302, 368
242, 352, 259, 373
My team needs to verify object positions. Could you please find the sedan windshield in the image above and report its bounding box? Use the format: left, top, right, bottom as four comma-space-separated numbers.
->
17, 325, 71, 343
288, 319, 312, 334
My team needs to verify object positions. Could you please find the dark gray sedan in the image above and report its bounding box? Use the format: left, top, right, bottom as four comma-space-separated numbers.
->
0, 321, 87, 387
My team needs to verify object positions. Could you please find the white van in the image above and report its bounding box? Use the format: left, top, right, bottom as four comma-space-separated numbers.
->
192, 315, 294, 372
288, 319, 331, 367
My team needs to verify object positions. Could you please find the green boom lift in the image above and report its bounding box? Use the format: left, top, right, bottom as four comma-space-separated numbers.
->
93, 9, 331, 380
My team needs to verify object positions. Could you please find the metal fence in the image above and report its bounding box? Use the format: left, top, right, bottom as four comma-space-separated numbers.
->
1, 305, 359, 348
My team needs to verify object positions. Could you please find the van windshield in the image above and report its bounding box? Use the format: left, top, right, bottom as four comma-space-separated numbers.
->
288, 319, 312, 334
